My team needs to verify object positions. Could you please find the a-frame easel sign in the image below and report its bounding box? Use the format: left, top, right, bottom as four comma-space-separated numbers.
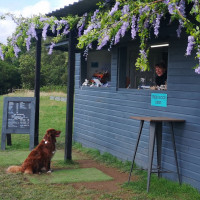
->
1, 97, 35, 150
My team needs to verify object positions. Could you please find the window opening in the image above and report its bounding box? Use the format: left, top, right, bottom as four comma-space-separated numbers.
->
119, 44, 168, 90
81, 50, 111, 87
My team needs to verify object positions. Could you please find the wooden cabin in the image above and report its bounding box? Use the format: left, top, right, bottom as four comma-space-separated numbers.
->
48, 0, 200, 191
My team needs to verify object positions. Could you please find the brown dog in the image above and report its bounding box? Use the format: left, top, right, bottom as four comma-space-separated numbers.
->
7, 128, 61, 174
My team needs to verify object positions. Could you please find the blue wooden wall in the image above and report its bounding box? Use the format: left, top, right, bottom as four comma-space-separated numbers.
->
73, 37, 200, 191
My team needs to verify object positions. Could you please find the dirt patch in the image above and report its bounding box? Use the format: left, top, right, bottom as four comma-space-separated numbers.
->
71, 158, 137, 193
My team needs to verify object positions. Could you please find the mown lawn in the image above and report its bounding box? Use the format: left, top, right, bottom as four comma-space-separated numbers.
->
0, 91, 200, 200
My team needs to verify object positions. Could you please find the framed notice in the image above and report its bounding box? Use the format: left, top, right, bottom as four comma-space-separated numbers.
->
151, 93, 167, 107
1, 97, 35, 150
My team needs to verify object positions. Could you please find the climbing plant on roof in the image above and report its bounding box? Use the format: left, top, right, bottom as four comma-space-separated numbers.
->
0, 0, 200, 73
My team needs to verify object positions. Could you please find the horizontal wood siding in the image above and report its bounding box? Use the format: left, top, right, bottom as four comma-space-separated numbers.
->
73, 36, 200, 190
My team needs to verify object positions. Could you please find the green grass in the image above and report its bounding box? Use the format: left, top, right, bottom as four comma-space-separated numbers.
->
0, 94, 66, 150
74, 143, 200, 200
0, 91, 200, 200
0, 149, 84, 168
28, 168, 113, 184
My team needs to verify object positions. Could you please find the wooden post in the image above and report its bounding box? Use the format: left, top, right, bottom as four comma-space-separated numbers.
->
64, 29, 76, 161
34, 30, 42, 147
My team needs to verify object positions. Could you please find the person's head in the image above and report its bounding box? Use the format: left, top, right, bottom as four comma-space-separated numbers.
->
155, 62, 166, 77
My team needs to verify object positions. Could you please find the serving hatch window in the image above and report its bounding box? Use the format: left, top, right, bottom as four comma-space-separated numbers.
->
81, 50, 111, 87
118, 43, 168, 90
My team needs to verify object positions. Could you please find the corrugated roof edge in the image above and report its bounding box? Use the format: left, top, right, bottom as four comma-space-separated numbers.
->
46, 0, 103, 17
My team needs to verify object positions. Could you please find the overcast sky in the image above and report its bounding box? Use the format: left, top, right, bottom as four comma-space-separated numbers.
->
0, 0, 79, 44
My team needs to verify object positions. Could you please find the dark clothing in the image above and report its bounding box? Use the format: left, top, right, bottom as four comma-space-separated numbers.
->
155, 72, 167, 86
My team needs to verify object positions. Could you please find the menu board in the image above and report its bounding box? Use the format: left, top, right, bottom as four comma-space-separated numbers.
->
1, 97, 35, 150
7, 101, 31, 129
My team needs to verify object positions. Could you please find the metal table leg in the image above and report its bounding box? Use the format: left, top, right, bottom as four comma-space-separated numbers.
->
147, 121, 156, 192
156, 122, 162, 178
128, 120, 144, 183
170, 122, 181, 184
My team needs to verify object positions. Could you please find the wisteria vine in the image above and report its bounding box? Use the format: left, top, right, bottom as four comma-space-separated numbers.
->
0, 0, 200, 73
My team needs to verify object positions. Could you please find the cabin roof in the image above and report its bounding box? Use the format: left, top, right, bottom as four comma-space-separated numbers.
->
47, 0, 104, 18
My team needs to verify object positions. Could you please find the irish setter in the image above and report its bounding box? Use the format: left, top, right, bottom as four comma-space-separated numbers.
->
7, 128, 61, 174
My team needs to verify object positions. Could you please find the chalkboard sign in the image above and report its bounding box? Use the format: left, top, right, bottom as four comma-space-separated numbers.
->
1, 97, 35, 150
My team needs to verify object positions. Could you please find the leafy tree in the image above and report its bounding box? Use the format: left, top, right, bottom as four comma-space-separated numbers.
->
18, 41, 68, 90
19, 51, 36, 89
41, 45, 68, 87
0, 60, 21, 94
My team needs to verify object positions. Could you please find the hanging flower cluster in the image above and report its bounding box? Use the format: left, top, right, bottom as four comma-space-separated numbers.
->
0, 14, 79, 58
0, 0, 200, 73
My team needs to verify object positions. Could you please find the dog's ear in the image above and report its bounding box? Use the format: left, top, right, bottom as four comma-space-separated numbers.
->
44, 129, 53, 140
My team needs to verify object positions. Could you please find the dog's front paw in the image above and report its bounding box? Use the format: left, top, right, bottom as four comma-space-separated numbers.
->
47, 170, 52, 174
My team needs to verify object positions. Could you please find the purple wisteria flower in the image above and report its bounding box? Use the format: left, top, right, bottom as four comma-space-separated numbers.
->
186, 36, 195, 55
42, 23, 50, 40
114, 4, 130, 45
78, 22, 85, 37
109, 1, 120, 16
176, 0, 185, 37
11, 32, 22, 46
195, 66, 200, 74
164, 0, 176, 14
91, 9, 99, 23
77, 13, 87, 37
177, 0, 186, 16
53, 20, 61, 36
140, 50, 147, 59
139, 5, 150, 15
97, 34, 110, 50
83, 43, 92, 60
14, 45, 21, 58
51, 25, 56, 34
27, 23, 38, 40
114, 29, 121, 44
195, 46, 200, 74
192, 0, 199, 14
63, 24, 70, 35
26, 36, 31, 51
121, 21, 129, 37
0, 46, 4, 60
25, 23, 38, 51
48, 42, 55, 55
84, 24, 95, 35
114, 21, 129, 44
168, 3, 176, 14
60, 19, 68, 25
131, 15, 137, 40
83, 10, 100, 36
108, 37, 115, 51
136, 17, 140, 33
56, 19, 69, 36
39, 17, 49, 22
164, 0, 170, 4
154, 14, 162, 37
122, 5, 129, 15
176, 19, 184, 38
144, 18, 149, 29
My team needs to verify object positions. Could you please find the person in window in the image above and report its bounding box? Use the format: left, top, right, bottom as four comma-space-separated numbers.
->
155, 62, 167, 86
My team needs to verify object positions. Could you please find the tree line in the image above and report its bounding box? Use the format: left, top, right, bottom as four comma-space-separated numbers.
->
0, 41, 68, 95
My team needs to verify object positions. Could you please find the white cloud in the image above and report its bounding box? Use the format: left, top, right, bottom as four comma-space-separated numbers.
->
0, 19, 16, 44
0, 0, 51, 44
21, 1, 51, 17
0, 0, 78, 44
54, 0, 79, 9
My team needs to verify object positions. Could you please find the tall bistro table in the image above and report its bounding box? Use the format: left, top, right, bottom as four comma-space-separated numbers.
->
128, 116, 185, 192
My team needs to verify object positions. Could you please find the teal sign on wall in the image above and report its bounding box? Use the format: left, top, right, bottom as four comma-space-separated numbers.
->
151, 93, 167, 107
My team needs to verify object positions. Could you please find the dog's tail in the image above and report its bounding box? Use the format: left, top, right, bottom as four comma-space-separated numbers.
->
6, 166, 22, 173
